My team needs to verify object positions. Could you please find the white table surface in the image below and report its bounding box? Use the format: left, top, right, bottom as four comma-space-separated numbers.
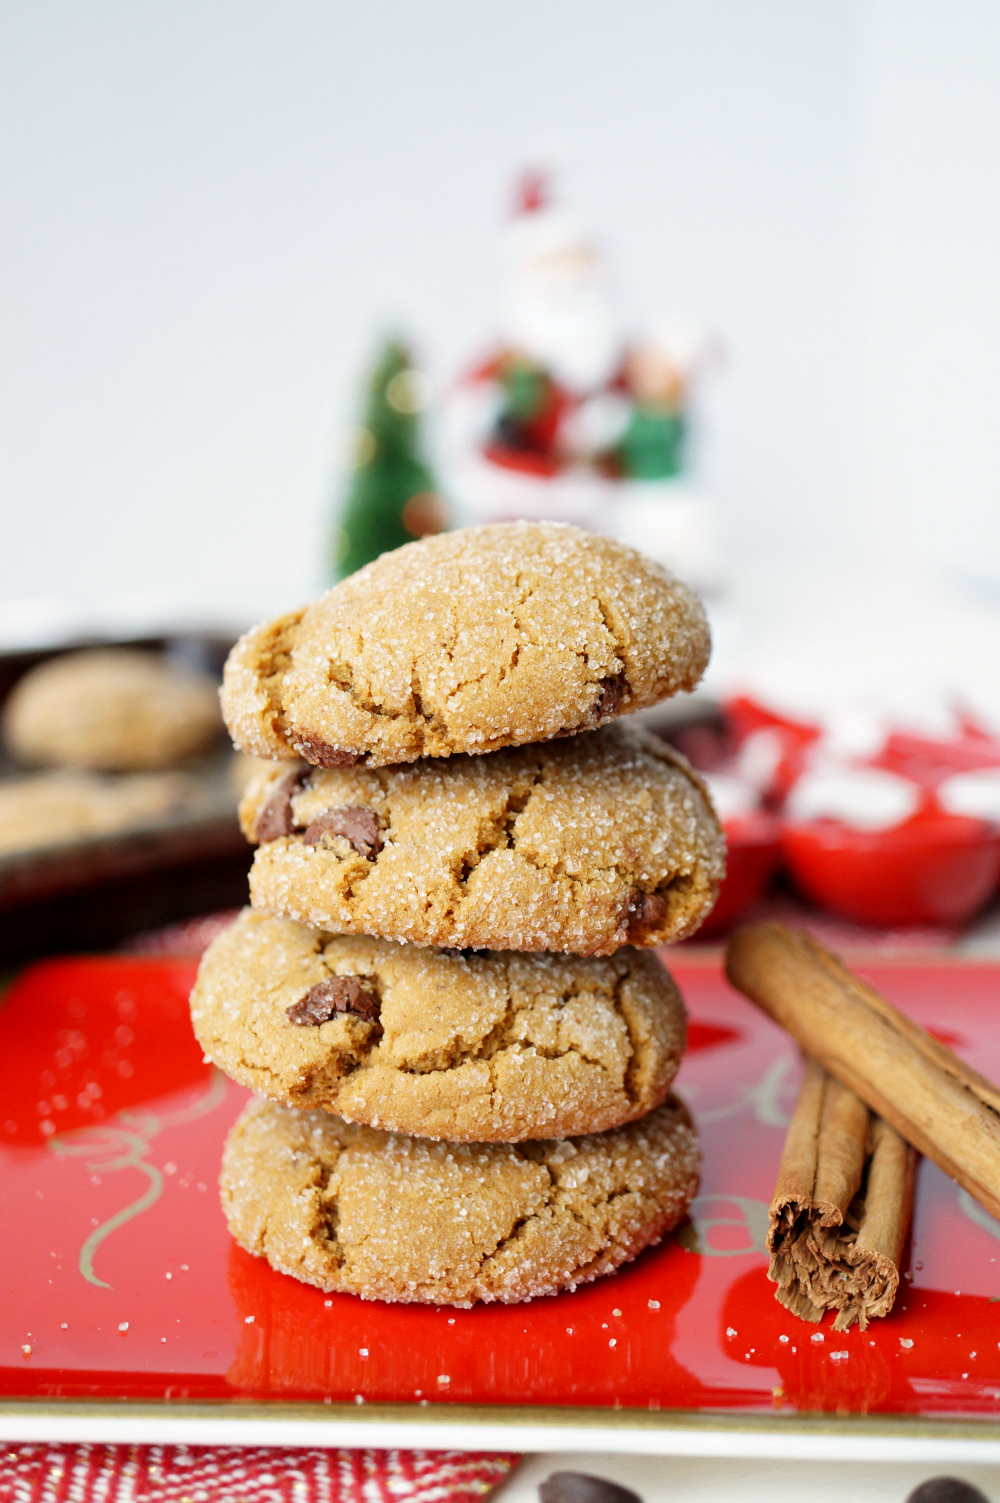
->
494, 1450, 999, 1503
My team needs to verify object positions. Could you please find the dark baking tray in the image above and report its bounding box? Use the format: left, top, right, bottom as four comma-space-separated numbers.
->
0, 634, 251, 960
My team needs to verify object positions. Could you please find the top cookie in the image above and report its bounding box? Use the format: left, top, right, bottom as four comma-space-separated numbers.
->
4, 648, 222, 772
221, 522, 709, 769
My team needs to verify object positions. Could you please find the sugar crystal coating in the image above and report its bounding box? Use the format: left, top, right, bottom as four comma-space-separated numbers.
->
221, 522, 710, 767
192, 908, 688, 1141
220, 1095, 700, 1305
239, 721, 725, 955
219, 526, 713, 1295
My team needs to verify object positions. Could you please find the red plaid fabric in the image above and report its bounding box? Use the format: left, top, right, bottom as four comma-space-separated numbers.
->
0, 1445, 520, 1503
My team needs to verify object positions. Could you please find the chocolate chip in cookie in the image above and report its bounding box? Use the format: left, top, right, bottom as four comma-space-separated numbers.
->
255, 769, 308, 842
302, 806, 382, 856
595, 672, 629, 722
539, 1474, 643, 1503
286, 975, 380, 1025
622, 888, 667, 943
291, 735, 362, 768
905, 1483, 991, 1503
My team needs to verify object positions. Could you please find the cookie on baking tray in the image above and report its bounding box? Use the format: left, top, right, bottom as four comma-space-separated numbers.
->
220, 522, 710, 770
0, 769, 207, 857
220, 1094, 700, 1305
237, 721, 724, 955
191, 908, 688, 1142
3, 648, 222, 771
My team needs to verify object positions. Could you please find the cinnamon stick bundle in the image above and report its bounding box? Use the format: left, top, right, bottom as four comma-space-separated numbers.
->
769, 1058, 916, 1330
726, 923, 1000, 1223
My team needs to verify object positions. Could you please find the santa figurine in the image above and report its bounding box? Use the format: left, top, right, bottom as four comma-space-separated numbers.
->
443, 168, 617, 527
443, 168, 724, 597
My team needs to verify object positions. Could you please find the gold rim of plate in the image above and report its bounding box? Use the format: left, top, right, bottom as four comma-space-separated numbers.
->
2, 1398, 1000, 1440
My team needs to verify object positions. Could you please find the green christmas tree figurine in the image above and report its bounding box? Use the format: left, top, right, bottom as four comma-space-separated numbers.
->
333, 338, 447, 580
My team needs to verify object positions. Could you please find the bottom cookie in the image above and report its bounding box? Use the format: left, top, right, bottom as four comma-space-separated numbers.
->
221, 1096, 700, 1306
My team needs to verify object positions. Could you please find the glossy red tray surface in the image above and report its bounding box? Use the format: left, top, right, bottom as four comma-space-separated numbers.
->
2, 954, 1000, 1418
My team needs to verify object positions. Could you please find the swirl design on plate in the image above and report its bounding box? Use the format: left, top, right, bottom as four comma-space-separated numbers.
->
47, 1069, 227, 1289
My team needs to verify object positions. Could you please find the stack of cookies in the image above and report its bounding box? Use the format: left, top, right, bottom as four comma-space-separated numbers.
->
192, 522, 725, 1306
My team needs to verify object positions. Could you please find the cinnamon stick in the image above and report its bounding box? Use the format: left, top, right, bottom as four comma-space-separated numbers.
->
768, 1058, 916, 1330
726, 923, 1000, 1223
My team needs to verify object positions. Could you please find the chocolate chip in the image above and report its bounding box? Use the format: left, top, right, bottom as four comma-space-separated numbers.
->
595, 671, 629, 721
254, 769, 308, 843
291, 734, 362, 768
286, 976, 380, 1025
905, 1483, 991, 1503
539, 1473, 643, 1503
620, 887, 667, 942
302, 806, 382, 856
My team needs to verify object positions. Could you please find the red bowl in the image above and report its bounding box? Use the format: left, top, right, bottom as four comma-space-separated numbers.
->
781, 813, 1000, 927
697, 812, 782, 938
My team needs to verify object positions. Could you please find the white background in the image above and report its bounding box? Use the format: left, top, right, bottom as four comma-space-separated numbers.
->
1, 0, 999, 634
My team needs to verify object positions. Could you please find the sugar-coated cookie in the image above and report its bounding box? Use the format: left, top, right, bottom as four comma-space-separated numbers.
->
0, 769, 208, 856
4, 648, 222, 771
221, 1095, 699, 1305
191, 908, 687, 1141
239, 722, 724, 955
221, 523, 709, 769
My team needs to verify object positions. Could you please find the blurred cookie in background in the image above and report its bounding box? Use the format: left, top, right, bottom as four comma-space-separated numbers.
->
3, 647, 223, 771
0, 768, 211, 857
229, 749, 279, 796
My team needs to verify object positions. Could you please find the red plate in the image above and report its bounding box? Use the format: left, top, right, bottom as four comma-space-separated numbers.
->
2, 954, 1000, 1420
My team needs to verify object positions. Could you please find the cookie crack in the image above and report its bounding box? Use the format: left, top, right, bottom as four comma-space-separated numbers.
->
609, 872, 695, 946
589, 595, 630, 722
474, 1170, 649, 1280
314, 1154, 346, 1267
324, 653, 390, 721
563, 1183, 648, 1232
445, 664, 509, 704
252, 611, 304, 747
594, 593, 628, 668
238, 1045, 313, 1100
454, 769, 545, 886
296, 1024, 383, 1094
507, 841, 591, 892
473, 1158, 557, 1273
497, 642, 520, 687
411, 659, 458, 740
611, 969, 643, 1107
341, 860, 378, 902
390, 1037, 616, 1080
509, 571, 547, 649
557, 1192, 662, 1284
365, 950, 626, 1081
322, 651, 416, 726
409, 667, 435, 727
